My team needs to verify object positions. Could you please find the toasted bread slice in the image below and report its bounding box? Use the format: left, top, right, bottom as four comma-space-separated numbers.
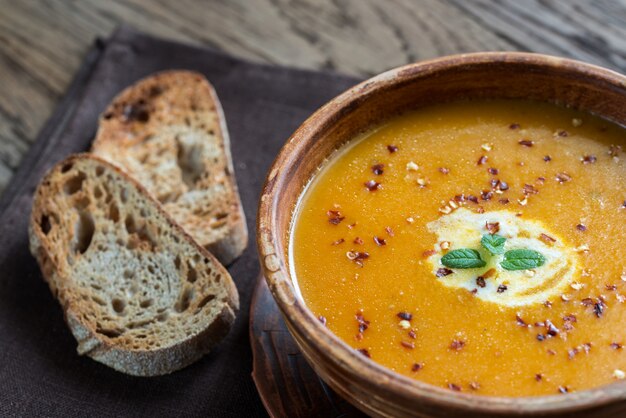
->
29, 154, 239, 376
91, 71, 247, 265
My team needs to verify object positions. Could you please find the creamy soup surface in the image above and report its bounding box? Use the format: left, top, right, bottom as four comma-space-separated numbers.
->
290, 100, 626, 396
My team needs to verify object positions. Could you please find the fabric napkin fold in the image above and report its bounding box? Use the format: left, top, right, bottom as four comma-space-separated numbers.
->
0, 25, 357, 417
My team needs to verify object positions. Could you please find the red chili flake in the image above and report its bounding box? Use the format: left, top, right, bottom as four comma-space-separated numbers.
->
509, 123, 520, 129
499, 198, 510, 205
535, 374, 543, 382
611, 342, 623, 350
539, 233, 556, 245
387, 145, 398, 153
581, 155, 597, 164
347, 251, 370, 267
476, 207, 486, 214
621, 201, 626, 209
401, 341, 415, 349
547, 349, 556, 355
485, 221, 500, 234
537, 334, 546, 342
490, 179, 500, 189
497, 285, 508, 293
523, 184, 538, 195
411, 363, 423, 372
477, 155, 488, 165
327, 210, 345, 225
331, 238, 345, 245
372, 164, 384, 175
357, 348, 371, 358
476, 277, 486, 288
591, 299, 607, 317
373, 236, 386, 246
353, 237, 363, 245
449, 340, 466, 350
347, 222, 356, 229
545, 320, 559, 336
397, 312, 413, 321
436, 268, 454, 277
469, 381, 480, 391
563, 314, 577, 323
355, 312, 370, 333
481, 190, 493, 201
558, 130, 569, 137
422, 249, 437, 258
544, 301, 553, 308
318, 316, 327, 326
576, 224, 587, 232
408, 330, 417, 339
581, 297, 594, 306
498, 181, 509, 191
385, 226, 394, 236
606, 284, 618, 291
558, 386, 569, 394
448, 383, 462, 392
364, 180, 381, 191
537, 176, 546, 184
556, 172, 572, 183
516, 314, 527, 326
467, 195, 479, 204
488, 167, 499, 175
519, 139, 534, 147
439, 167, 450, 174
543, 155, 552, 162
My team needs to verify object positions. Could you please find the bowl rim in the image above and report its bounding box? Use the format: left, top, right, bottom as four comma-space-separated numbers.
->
257, 51, 626, 414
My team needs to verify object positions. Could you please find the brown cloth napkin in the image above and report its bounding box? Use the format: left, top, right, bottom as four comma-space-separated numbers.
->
0, 26, 358, 417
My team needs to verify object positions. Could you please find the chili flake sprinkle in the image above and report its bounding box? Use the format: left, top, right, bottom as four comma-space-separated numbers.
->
373, 236, 386, 246
558, 386, 569, 394
555, 172, 572, 183
448, 383, 462, 392
497, 284, 508, 293
477, 155, 488, 165
331, 238, 345, 245
488, 167, 499, 175
436, 268, 454, 277
357, 348, 371, 358
411, 363, 424, 372
485, 221, 500, 234
544, 155, 552, 162
353, 237, 363, 245
327, 210, 345, 225
364, 180, 381, 191
540, 233, 557, 245
401, 341, 415, 349
576, 224, 587, 232
581, 155, 597, 164
449, 339, 466, 351
519, 139, 534, 147
387, 144, 398, 153
355, 312, 370, 335
385, 226, 394, 236
397, 311, 413, 321
509, 123, 521, 129
611, 342, 623, 350
371, 163, 384, 175
476, 277, 486, 288
535, 374, 543, 382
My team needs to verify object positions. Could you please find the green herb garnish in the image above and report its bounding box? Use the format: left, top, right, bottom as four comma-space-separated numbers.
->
481, 234, 506, 255
500, 249, 546, 271
441, 249, 486, 269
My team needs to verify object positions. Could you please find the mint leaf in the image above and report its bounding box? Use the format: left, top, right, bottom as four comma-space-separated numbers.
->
500, 249, 545, 271
481, 234, 506, 255
441, 249, 486, 269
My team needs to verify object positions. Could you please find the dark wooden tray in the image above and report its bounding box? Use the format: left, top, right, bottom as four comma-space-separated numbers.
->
250, 275, 365, 417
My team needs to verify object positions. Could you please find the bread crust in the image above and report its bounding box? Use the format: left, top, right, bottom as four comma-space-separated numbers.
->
29, 153, 239, 376
92, 70, 248, 265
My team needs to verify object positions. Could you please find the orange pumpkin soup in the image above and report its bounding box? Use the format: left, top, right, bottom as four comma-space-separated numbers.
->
290, 100, 626, 397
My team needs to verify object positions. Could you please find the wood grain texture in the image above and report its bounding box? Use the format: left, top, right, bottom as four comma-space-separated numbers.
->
0, 0, 624, 194
250, 276, 365, 417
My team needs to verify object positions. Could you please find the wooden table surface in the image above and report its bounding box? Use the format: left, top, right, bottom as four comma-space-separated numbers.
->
0, 0, 624, 195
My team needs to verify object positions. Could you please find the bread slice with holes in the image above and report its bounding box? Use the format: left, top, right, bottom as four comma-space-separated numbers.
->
28, 153, 239, 376
91, 71, 247, 265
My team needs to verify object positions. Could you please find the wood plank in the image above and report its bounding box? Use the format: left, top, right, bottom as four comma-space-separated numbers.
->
0, 0, 624, 195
